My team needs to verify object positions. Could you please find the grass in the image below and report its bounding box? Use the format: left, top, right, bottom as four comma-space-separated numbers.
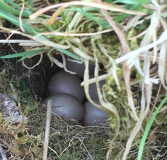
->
0, 0, 81, 61
137, 95, 167, 160
0, 0, 167, 160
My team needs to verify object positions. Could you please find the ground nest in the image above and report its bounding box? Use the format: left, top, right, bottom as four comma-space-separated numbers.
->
1, 1, 167, 159
0, 36, 112, 160
1, 34, 167, 160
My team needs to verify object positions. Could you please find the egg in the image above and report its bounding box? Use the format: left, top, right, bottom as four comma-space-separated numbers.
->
65, 56, 94, 78
43, 94, 84, 122
48, 71, 84, 102
82, 99, 108, 126
89, 74, 105, 99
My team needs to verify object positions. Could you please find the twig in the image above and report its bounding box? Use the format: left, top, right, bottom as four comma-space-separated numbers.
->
76, 137, 93, 159
59, 133, 81, 156
43, 100, 52, 160
48, 146, 58, 157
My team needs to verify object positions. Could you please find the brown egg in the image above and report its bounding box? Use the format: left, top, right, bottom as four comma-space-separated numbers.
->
43, 94, 84, 122
48, 71, 84, 102
66, 56, 94, 78
89, 74, 105, 99
82, 99, 108, 126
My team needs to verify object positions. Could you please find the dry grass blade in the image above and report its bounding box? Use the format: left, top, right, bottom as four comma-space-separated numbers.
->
84, 59, 108, 111
22, 53, 43, 69
98, 43, 120, 89
66, 41, 94, 61
123, 15, 143, 31
39, 29, 113, 36
0, 40, 39, 43
158, 42, 167, 89
81, 74, 109, 86
123, 52, 153, 160
47, 50, 63, 68
128, 29, 148, 40
0, 26, 69, 49
0, 39, 43, 46
59, 52, 77, 74
115, 29, 167, 65
115, 6, 163, 159
100, 8, 138, 122
19, 3, 25, 32
44, 7, 66, 26
3, 0, 167, 159
115, 11, 162, 67
94, 49, 120, 160
153, 31, 157, 64
29, 1, 147, 20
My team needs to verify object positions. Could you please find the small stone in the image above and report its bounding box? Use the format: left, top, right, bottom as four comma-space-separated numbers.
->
0, 92, 26, 122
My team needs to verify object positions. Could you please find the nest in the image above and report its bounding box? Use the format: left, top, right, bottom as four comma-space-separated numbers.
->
1, 0, 167, 160
0, 34, 112, 159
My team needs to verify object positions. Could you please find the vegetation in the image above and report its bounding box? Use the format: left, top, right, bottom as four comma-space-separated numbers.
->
0, 0, 167, 159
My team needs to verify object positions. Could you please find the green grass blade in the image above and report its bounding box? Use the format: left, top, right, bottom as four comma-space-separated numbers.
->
28, 0, 33, 7
61, 12, 69, 28
0, 49, 43, 60
0, 10, 38, 35
65, 7, 109, 27
135, 21, 146, 30
0, 52, 27, 59
20, 0, 48, 19
137, 95, 167, 160
34, 33, 81, 61
70, 6, 109, 28
115, 4, 142, 23
55, 47, 81, 61
28, 0, 33, 13
0, 0, 30, 17
4, 0, 22, 10
0, 9, 81, 61
66, 7, 99, 12
114, 0, 150, 4
18, 50, 44, 61
104, 0, 112, 3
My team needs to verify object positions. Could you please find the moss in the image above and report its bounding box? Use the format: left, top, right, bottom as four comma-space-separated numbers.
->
0, 56, 111, 159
